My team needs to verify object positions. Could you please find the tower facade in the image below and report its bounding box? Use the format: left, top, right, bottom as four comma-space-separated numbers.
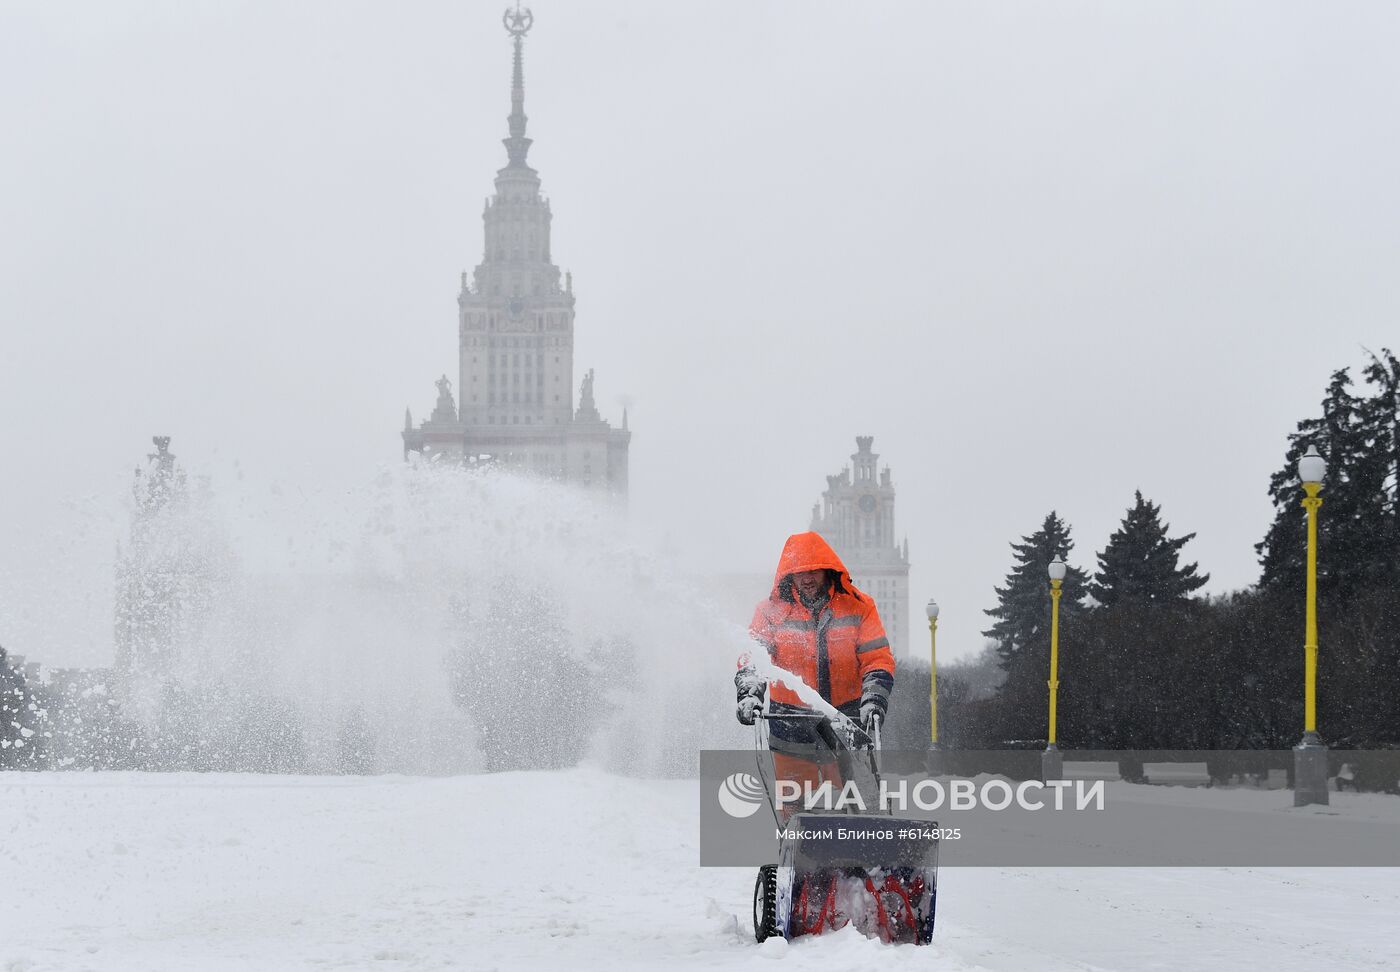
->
402, 8, 630, 496
810, 437, 910, 654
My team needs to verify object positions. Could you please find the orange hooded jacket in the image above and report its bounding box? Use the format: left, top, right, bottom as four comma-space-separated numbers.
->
738, 532, 895, 721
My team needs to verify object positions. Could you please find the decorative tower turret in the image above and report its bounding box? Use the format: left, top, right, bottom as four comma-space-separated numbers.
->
810, 437, 911, 654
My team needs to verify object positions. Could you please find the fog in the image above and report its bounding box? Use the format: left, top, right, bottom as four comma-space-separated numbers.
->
3, 1, 1399, 671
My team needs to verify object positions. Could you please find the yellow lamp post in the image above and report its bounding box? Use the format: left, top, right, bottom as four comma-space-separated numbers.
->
1042, 558, 1067, 782
1294, 445, 1329, 806
925, 599, 940, 748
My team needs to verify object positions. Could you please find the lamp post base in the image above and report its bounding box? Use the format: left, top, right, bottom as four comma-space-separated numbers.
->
1041, 745, 1064, 784
1293, 732, 1330, 807
926, 744, 945, 778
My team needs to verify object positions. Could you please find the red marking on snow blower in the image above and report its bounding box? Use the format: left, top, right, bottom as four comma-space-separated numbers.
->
794, 873, 849, 935
863, 873, 925, 942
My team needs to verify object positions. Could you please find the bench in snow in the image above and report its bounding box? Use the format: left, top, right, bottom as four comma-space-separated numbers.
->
1143, 762, 1212, 787
1061, 761, 1121, 781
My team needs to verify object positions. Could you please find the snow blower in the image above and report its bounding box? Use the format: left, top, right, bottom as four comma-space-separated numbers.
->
750, 705, 939, 945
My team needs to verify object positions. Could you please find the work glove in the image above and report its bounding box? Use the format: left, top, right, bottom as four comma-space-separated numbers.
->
859, 699, 884, 733
735, 664, 766, 726
737, 695, 762, 726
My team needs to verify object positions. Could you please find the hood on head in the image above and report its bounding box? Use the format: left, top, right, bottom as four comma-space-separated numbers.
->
769, 531, 870, 605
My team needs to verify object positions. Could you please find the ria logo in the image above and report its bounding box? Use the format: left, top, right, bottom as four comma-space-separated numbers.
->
717, 772, 765, 818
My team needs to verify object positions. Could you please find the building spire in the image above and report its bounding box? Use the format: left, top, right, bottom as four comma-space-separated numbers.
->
502, 5, 535, 168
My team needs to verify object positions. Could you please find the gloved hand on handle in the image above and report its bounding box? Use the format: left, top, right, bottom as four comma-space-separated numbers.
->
737, 695, 762, 726
859, 697, 885, 734
735, 665, 766, 726
859, 667, 892, 734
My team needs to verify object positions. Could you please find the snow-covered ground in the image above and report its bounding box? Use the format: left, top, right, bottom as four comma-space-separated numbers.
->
3, 769, 1398, 971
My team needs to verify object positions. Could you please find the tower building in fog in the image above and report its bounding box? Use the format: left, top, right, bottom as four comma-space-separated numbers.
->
402, 8, 630, 496
810, 437, 911, 654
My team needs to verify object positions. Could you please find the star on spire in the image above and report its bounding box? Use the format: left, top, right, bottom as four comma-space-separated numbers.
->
501, 5, 535, 168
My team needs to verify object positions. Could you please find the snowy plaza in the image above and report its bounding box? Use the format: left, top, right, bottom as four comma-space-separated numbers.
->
4, 2, 1400, 969
5, 770, 1400, 971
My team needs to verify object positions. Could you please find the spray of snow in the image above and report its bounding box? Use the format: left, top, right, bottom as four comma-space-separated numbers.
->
749, 655, 849, 727
7, 460, 768, 775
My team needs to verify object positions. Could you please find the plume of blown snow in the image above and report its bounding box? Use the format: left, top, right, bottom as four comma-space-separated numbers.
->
36, 459, 754, 776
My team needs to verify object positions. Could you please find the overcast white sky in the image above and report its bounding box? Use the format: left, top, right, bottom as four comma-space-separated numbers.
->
3, 1, 1399, 668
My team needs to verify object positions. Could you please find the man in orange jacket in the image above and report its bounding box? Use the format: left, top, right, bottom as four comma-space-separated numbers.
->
736, 532, 896, 793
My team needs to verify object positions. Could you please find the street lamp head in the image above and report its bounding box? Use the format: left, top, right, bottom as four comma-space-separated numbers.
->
1047, 558, 1067, 582
925, 599, 939, 620
1298, 445, 1326, 486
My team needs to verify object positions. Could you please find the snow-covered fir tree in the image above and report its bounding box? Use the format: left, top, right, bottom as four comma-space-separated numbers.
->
984, 511, 1090, 664
982, 512, 1089, 742
1257, 349, 1400, 602
1090, 491, 1208, 606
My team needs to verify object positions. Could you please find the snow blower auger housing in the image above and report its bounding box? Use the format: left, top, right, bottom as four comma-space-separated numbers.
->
751, 710, 938, 945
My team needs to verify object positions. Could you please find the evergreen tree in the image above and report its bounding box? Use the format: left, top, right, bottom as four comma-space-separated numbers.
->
1251, 351, 1400, 749
1091, 491, 1209, 606
984, 512, 1090, 665
1358, 349, 1400, 587
1060, 597, 1221, 750
1257, 352, 1400, 601
983, 512, 1089, 742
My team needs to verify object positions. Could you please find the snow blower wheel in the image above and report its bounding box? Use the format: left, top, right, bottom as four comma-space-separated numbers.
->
753, 864, 778, 942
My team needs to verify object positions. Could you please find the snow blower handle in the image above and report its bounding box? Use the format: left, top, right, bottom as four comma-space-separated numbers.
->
848, 709, 881, 752
858, 712, 884, 797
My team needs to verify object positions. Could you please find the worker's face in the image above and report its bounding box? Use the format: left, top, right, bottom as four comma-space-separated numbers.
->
792, 569, 827, 601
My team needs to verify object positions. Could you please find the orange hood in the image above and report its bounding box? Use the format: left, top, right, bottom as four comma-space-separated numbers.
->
768, 531, 870, 605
